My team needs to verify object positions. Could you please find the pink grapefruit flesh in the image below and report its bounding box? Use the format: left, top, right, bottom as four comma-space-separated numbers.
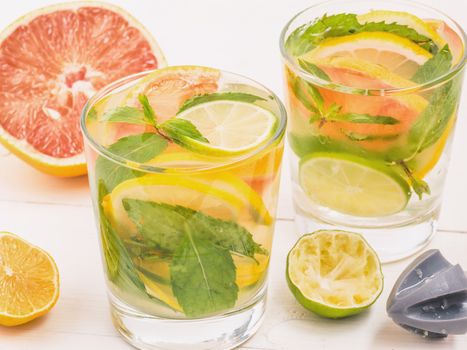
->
0, 2, 166, 176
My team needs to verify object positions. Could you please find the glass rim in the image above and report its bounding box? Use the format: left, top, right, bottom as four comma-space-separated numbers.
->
279, 0, 467, 96
80, 66, 287, 174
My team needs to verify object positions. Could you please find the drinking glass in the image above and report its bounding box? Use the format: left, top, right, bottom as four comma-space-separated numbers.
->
280, 0, 466, 262
81, 67, 286, 349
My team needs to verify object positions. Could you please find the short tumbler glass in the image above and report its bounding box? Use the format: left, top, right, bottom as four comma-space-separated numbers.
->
81, 67, 286, 349
280, 0, 466, 262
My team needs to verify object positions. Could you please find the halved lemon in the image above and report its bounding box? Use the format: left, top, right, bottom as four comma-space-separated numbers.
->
301, 31, 432, 78
104, 172, 272, 237
176, 100, 278, 156
286, 230, 383, 318
357, 10, 446, 49
0, 232, 60, 326
299, 152, 411, 217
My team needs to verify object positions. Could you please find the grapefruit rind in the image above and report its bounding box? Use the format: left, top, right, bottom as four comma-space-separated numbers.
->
0, 1, 167, 177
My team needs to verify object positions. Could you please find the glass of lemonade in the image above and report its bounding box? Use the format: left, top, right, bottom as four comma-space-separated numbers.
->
280, 0, 466, 262
81, 66, 286, 349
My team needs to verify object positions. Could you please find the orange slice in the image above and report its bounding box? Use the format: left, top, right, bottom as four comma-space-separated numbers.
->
0, 232, 59, 326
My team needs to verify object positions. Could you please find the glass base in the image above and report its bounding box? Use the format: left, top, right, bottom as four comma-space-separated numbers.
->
294, 206, 438, 263
109, 293, 266, 350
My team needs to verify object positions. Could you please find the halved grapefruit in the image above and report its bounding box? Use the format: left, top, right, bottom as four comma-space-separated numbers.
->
0, 2, 166, 176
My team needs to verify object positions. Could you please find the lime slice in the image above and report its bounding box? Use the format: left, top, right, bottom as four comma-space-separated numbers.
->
299, 152, 410, 217
286, 230, 383, 319
301, 31, 432, 78
104, 172, 272, 237
357, 10, 446, 49
175, 100, 278, 156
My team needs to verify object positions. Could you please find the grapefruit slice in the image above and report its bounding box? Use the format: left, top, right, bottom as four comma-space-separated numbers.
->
297, 57, 428, 151
426, 19, 464, 66
126, 66, 221, 123
0, 2, 166, 176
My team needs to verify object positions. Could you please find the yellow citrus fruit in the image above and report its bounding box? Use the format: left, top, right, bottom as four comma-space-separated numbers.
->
301, 31, 432, 78
357, 10, 446, 48
0, 232, 59, 326
104, 172, 272, 238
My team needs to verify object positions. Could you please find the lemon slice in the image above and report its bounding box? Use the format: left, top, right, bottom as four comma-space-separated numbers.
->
357, 10, 446, 49
299, 152, 411, 217
176, 100, 278, 156
287, 230, 383, 318
234, 254, 269, 288
301, 31, 432, 78
135, 258, 182, 311
0, 232, 60, 326
104, 173, 272, 237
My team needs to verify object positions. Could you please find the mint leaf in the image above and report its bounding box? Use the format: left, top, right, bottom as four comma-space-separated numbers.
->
87, 107, 98, 121
331, 113, 400, 125
396, 161, 430, 200
97, 182, 146, 293
359, 21, 435, 53
123, 200, 186, 252
101, 106, 149, 125
286, 14, 361, 56
406, 75, 461, 155
285, 13, 435, 56
288, 72, 322, 113
159, 118, 209, 144
96, 133, 168, 191
412, 45, 453, 83
343, 130, 399, 142
138, 94, 157, 125
298, 59, 331, 80
122, 199, 266, 257
170, 224, 238, 317
178, 92, 266, 114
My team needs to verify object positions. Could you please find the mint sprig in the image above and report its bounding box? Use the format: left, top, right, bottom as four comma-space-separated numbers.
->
289, 71, 400, 127
285, 13, 435, 56
123, 199, 267, 316
101, 93, 210, 147
123, 199, 266, 257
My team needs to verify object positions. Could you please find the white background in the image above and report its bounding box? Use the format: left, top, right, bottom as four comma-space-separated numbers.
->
0, 1, 466, 349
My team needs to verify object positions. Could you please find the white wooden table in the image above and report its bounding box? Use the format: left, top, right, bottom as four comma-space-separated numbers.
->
1, 1, 466, 349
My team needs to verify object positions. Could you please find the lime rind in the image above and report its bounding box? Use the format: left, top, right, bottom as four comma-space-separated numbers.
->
286, 230, 384, 319
299, 152, 411, 217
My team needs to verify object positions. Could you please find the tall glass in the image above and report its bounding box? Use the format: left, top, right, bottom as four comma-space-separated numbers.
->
81, 67, 286, 349
280, 0, 466, 262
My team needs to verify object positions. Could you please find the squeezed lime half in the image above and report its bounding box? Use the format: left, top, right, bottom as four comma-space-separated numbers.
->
286, 230, 384, 319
